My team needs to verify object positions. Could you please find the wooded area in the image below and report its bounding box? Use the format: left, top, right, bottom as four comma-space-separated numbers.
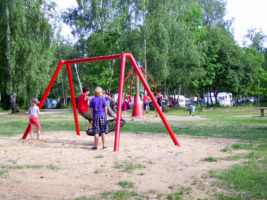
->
1, 0, 267, 112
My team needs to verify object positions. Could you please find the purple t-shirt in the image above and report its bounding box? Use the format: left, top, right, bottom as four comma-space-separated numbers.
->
89, 97, 107, 117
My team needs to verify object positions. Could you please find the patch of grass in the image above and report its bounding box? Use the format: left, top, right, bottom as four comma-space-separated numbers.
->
114, 160, 123, 169
101, 191, 113, 198
202, 157, 217, 162
137, 172, 145, 176
46, 164, 60, 171
94, 155, 104, 159
247, 151, 262, 160
168, 185, 192, 195
220, 147, 231, 152
123, 162, 135, 173
255, 143, 267, 151
123, 161, 144, 173
101, 190, 138, 200
167, 192, 182, 200
122, 121, 267, 141
94, 169, 103, 174
215, 193, 243, 200
26, 165, 43, 169
73, 197, 91, 200
118, 181, 134, 188
221, 154, 248, 161
114, 160, 144, 173
7, 160, 17, 164
120, 106, 267, 141
231, 143, 253, 150
210, 162, 267, 199
191, 179, 197, 185
1, 164, 43, 170
157, 193, 164, 199
1, 165, 24, 169
0, 170, 8, 176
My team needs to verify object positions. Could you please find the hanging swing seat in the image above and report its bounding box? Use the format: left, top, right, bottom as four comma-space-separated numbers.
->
86, 119, 126, 136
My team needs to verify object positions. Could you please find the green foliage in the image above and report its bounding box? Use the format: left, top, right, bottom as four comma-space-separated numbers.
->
46, 164, 60, 171
0, 0, 267, 112
123, 161, 144, 173
202, 157, 217, 162
101, 190, 138, 200
211, 163, 267, 199
0, 0, 58, 109
118, 181, 134, 188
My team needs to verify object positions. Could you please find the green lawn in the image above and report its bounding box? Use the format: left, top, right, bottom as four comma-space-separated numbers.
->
124, 107, 267, 141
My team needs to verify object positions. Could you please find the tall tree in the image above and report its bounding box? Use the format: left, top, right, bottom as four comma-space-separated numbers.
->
0, 0, 56, 111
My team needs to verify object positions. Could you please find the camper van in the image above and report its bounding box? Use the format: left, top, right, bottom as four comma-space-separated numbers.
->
168, 95, 187, 107
205, 92, 233, 107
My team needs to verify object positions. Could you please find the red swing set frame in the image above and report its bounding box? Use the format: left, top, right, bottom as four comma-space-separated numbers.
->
22, 53, 180, 151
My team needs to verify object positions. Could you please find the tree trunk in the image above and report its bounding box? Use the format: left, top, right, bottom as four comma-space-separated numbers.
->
194, 90, 200, 105
6, 3, 18, 113
213, 89, 218, 105
177, 84, 181, 107
143, 3, 147, 96
164, 79, 167, 97
10, 93, 20, 113
209, 89, 213, 105
6, 2, 20, 113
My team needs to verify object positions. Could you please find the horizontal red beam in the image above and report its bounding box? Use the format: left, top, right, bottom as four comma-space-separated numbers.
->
63, 54, 122, 65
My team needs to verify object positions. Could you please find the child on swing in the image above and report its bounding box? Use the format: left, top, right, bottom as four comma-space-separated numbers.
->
78, 86, 92, 130
28, 98, 41, 139
90, 87, 108, 150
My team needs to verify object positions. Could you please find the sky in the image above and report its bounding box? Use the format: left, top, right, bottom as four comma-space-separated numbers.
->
224, 0, 267, 47
54, 0, 267, 47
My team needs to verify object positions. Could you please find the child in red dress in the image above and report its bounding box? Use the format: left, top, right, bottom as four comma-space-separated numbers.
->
122, 95, 128, 117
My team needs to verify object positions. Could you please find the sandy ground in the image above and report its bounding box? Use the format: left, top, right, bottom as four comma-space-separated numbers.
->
0, 136, 247, 199
0, 113, 249, 200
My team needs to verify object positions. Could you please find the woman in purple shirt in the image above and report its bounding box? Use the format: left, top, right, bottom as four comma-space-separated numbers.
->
90, 87, 108, 150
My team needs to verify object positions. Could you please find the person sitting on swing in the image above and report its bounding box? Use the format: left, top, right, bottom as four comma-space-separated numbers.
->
102, 90, 116, 119
78, 86, 92, 130
155, 92, 163, 117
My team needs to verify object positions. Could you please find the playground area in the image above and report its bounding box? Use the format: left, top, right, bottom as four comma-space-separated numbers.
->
0, 111, 259, 200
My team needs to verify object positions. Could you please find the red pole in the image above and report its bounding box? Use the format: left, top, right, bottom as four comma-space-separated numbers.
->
114, 53, 126, 151
65, 54, 121, 65
66, 63, 80, 136
141, 67, 158, 96
127, 54, 180, 147
22, 61, 65, 139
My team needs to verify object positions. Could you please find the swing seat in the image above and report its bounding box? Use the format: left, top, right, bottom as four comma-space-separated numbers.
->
86, 119, 126, 136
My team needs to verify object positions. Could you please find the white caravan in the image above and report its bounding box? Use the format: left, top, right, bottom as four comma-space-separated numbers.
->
205, 92, 233, 107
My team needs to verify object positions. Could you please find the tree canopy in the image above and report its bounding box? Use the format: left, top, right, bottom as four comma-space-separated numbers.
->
0, 0, 266, 110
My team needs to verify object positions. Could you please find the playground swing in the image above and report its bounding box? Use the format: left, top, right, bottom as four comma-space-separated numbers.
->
22, 53, 180, 152
74, 63, 126, 136
124, 61, 163, 108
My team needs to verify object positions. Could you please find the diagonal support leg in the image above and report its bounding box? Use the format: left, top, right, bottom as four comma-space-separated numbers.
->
128, 54, 180, 147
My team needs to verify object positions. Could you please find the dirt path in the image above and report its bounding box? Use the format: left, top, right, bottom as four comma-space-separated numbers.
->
0, 130, 247, 200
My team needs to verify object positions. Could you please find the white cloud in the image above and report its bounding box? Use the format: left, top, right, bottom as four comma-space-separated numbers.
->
54, 0, 77, 39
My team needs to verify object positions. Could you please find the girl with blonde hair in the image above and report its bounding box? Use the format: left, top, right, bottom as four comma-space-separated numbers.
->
89, 87, 108, 150
28, 98, 41, 139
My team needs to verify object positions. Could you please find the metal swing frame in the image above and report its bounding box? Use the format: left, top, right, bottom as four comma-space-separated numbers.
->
22, 53, 180, 151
